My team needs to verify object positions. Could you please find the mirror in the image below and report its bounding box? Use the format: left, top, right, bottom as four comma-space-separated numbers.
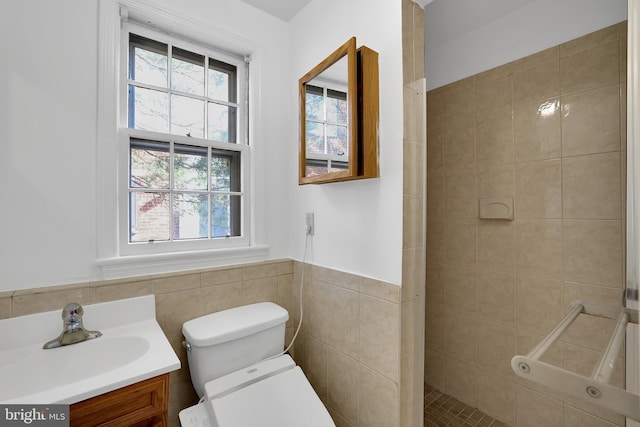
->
299, 38, 378, 185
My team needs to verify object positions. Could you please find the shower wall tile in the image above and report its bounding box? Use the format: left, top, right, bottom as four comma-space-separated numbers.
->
561, 84, 621, 157
477, 269, 516, 327
515, 219, 563, 278
426, 20, 627, 427
560, 40, 619, 94
563, 220, 623, 288
562, 152, 622, 219
515, 159, 562, 219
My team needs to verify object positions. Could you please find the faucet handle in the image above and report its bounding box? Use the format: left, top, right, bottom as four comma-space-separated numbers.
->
62, 303, 83, 323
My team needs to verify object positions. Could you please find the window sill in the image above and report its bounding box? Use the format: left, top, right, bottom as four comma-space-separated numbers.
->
96, 245, 269, 280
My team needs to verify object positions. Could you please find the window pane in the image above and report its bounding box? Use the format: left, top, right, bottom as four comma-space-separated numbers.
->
173, 193, 208, 240
129, 85, 169, 132
130, 192, 170, 242
331, 161, 348, 172
305, 121, 324, 154
306, 159, 328, 177
171, 95, 204, 138
326, 90, 347, 125
326, 124, 348, 157
211, 194, 241, 237
211, 156, 231, 191
208, 103, 236, 143
208, 59, 237, 102
171, 47, 204, 95
174, 144, 208, 190
305, 86, 324, 120
130, 140, 170, 189
130, 34, 168, 87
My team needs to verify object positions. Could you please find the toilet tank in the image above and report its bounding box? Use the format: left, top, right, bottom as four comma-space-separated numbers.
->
182, 302, 289, 397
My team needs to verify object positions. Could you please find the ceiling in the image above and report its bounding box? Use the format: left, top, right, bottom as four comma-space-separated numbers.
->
238, 0, 313, 21
239, 0, 433, 22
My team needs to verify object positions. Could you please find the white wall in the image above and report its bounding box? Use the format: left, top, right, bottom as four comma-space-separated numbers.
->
0, 0, 291, 291
425, 0, 628, 90
288, 0, 405, 285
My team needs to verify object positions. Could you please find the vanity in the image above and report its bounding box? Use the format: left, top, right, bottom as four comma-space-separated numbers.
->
0, 295, 180, 426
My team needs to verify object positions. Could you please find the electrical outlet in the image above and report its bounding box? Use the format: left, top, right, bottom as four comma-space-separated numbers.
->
306, 212, 314, 235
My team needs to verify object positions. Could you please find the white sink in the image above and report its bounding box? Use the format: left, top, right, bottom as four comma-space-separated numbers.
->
0, 295, 180, 404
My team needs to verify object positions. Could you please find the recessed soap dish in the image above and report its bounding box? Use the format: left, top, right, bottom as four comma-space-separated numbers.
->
479, 198, 513, 220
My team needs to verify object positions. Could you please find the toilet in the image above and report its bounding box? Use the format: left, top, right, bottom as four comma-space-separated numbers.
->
178, 302, 335, 427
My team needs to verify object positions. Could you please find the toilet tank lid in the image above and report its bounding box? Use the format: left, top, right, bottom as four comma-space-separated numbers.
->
183, 302, 289, 347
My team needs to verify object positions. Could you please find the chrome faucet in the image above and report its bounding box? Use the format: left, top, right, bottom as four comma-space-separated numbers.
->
43, 303, 102, 349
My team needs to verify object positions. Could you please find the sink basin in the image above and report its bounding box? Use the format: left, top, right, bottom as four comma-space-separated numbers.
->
0, 295, 180, 404
0, 335, 149, 401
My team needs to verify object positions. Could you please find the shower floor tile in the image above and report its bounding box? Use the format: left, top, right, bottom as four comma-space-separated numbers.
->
424, 384, 509, 427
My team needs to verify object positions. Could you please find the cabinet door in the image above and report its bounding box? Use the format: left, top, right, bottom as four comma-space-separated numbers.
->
70, 374, 169, 427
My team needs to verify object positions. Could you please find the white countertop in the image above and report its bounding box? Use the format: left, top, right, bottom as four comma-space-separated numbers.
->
0, 295, 180, 404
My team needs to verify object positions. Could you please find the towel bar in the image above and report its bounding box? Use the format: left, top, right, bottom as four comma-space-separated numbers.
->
511, 301, 640, 421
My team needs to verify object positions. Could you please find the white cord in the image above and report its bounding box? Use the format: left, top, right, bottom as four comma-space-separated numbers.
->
267, 228, 310, 360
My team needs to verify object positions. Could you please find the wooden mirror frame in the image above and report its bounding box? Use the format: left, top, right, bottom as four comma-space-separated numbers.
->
299, 38, 358, 185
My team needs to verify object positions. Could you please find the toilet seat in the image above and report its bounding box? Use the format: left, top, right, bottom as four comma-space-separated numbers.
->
179, 355, 335, 427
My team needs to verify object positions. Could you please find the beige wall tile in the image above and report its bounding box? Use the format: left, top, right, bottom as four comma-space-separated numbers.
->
562, 343, 624, 388
513, 46, 559, 72
445, 356, 477, 407
477, 269, 516, 327
201, 267, 243, 287
12, 287, 92, 317
516, 275, 563, 335
151, 272, 200, 295
516, 385, 563, 427
0, 296, 10, 319
560, 41, 619, 94
403, 86, 417, 141
426, 132, 444, 177
425, 304, 445, 352
359, 365, 399, 427
327, 348, 359, 425
477, 371, 516, 425
404, 141, 423, 196
562, 152, 622, 219
477, 321, 516, 378
360, 294, 400, 381
401, 301, 414, 357
304, 334, 328, 401
327, 285, 360, 360
443, 123, 476, 171
427, 218, 445, 267
360, 277, 401, 304
444, 311, 477, 363
201, 282, 242, 314
303, 279, 329, 342
427, 173, 446, 219
563, 220, 623, 288
513, 60, 560, 105
242, 262, 279, 280
475, 75, 512, 119
559, 24, 620, 57
516, 329, 563, 399
445, 218, 477, 266
445, 168, 478, 218
561, 84, 621, 157
277, 274, 294, 322
424, 349, 445, 391
243, 276, 278, 305
515, 219, 563, 278
443, 264, 476, 315
156, 289, 203, 359
476, 112, 514, 166
478, 220, 515, 273
92, 280, 151, 303
478, 163, 514, 199
514, 99, 561, 162
515, 159, 562, 219
563, 405, 619, 427
276, 260, 293, 275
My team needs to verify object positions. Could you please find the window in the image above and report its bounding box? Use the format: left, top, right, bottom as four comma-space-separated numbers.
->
304, 84, 349, 177
122, 25, 247, 248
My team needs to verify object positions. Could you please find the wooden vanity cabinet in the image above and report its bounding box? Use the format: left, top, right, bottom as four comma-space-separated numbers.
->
70, 374, 169, 427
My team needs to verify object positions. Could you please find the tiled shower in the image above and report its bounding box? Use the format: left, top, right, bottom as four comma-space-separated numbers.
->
424, 22, 628, 426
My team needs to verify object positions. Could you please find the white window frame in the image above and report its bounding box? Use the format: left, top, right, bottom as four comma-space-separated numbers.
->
96, 0, 268, 278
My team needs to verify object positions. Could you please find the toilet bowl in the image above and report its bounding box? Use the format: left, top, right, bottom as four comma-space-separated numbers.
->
179, 302, 335, 427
